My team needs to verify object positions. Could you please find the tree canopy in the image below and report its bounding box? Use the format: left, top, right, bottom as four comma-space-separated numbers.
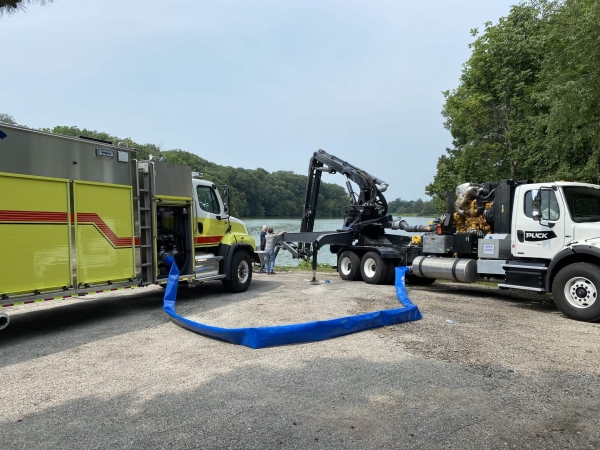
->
427, 0, 600, 207
387, 198, 437, 217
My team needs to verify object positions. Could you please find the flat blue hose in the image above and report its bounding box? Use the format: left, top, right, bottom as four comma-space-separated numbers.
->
162, 256, 422, 349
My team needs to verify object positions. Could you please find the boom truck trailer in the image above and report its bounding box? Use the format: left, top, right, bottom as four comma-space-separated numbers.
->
282, 149, 600, 322
0, 124, 266, 329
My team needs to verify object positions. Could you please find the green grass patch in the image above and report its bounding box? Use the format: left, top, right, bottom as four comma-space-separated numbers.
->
273, 265, 338, 274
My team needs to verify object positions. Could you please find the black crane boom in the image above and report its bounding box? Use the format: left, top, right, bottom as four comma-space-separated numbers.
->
300, 149, 389, 234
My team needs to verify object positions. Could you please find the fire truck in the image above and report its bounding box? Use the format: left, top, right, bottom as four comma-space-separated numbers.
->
282, 149, 600, 322
0, 124, 266, 329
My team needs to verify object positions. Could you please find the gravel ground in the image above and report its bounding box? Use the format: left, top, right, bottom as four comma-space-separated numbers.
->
1, 272, 599, 449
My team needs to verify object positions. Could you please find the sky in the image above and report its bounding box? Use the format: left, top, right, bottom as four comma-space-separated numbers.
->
0, 0, 515, 201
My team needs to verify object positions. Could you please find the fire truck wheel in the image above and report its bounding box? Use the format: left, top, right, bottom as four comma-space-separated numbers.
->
337, 250, 362, 281
360, 251, 388, 285
552, 263, 600, 322
405, 274, 436, 286
223, 251, 253, 293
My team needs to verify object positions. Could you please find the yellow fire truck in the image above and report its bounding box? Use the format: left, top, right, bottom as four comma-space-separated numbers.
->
0, 124, 267, 329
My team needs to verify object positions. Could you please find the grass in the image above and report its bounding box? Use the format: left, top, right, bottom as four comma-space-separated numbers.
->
274, 265, 338, 273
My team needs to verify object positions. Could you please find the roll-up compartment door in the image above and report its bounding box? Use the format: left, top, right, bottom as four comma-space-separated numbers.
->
74, 181, 135, 285
0, 173, 72, 295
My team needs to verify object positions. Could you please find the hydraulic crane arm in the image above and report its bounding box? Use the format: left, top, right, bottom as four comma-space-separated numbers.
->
301, 149, 389, 233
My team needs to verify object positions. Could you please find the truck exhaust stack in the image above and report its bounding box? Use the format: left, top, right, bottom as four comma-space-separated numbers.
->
0, 313, 9, 330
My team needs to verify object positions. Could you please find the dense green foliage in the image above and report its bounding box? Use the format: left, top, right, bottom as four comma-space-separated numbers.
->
387, 198, 438, 217
427, 0, 600, 207
38, 125, 349, 218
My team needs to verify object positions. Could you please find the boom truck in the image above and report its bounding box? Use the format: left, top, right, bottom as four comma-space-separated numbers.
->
281, 149, 600, 322
0, 124, 266, 330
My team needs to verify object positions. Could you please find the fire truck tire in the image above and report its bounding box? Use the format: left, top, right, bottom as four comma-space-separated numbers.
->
405, 274, 436, 286
223, 251, 253, 293
552, 263, 600, 322
337, 250, 362, 281
360, 251, 388, 285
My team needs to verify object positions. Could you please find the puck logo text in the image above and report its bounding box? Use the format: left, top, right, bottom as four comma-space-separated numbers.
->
525, 231, 557, 241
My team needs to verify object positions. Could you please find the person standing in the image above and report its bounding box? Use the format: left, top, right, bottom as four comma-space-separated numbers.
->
260, 225, 267, 251
259, 225, 268, 272
264, 227, 285, 275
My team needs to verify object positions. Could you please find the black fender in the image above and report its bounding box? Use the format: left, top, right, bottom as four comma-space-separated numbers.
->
546, 245, 600, 292
220, 242, 254, 280
333, 246, 402, 259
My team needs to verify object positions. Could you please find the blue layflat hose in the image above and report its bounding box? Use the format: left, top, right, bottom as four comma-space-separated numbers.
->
162, 255, 422, 349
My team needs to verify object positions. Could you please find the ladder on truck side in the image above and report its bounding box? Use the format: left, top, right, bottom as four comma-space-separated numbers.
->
138, 162, 155, 284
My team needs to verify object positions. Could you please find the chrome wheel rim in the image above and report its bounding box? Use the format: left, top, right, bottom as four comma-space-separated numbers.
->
363, 257, 377, 279
238, 260, 249, 284
340, 256, 352, 276
564, 276, 597, 309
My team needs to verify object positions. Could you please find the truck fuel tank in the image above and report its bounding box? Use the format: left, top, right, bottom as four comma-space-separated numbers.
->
412, 256, 477, 283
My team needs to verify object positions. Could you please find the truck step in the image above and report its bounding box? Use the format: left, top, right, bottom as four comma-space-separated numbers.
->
502, 264, 547, 271
498, 284, 546, 293
139, 189, 149, 193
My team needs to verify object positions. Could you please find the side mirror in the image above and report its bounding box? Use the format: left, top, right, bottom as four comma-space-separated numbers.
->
217, 185, 231, 217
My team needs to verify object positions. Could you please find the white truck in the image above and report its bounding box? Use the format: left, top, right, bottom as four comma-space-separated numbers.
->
283, 150, 600, 322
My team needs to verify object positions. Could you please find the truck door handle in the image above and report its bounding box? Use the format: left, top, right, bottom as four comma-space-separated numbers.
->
517, 230, 524, 243
197, 222, 203, 233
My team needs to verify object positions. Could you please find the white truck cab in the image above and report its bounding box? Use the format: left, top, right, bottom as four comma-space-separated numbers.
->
501, 181, 600, 320
512, 182, 600, 260
414, 179, 600, 322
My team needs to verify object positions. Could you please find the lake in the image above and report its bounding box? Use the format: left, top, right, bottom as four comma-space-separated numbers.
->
244, 217, 435, 266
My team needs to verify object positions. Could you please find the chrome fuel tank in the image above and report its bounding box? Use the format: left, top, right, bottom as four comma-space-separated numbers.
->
412, 256, 477, 283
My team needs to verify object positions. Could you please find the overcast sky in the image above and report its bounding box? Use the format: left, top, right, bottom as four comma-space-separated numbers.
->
1, 0, 514, 201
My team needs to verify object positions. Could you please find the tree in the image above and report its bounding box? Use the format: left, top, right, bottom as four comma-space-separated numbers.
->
0, 113, 18, 125
0, 0, 53, 17
426, 2, 550, 203
386, 197, 438, 217
533, 0, 600, 183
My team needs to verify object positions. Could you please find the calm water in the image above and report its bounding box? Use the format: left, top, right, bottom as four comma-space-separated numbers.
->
244, 217, 435, 266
